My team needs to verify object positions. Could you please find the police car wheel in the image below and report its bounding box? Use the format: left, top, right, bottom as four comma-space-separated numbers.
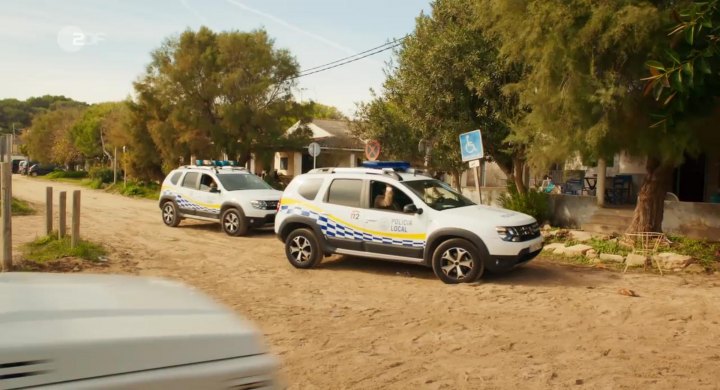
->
161, 201, 181, 227
285, 228, 322, 269
432, 238, 483, 284
221, 208, 248, 236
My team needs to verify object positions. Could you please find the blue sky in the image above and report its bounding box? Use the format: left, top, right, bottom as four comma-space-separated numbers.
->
0, 0, 430, 116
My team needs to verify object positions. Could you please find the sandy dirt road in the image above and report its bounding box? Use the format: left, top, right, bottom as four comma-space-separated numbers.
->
9, 175, 720, 389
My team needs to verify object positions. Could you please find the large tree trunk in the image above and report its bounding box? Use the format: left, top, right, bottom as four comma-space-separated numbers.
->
512, 157, 527, 194
627, 157, 673, 233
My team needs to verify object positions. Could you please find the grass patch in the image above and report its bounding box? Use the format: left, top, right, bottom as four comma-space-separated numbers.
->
6, 197, 35, 216
586, 237, 631, 256
668, 235, 720, 267
105, 181, 160, 199
22, 234, 106, 263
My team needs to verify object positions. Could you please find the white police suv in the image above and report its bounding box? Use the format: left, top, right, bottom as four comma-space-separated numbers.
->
159, 161, 281, 236
274, 162, 542, 284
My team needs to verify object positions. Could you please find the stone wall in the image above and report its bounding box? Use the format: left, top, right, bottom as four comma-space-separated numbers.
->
663, 201, 720, 240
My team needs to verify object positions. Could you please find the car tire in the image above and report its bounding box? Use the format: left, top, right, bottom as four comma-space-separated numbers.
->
432, 238, 484, 284
285, 228, 322, 269
30, 171, 37, 177
221, 208, 248, 236
161, 201, 181, 227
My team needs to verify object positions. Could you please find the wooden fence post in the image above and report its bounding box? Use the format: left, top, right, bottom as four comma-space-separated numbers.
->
1, 162, 11, 271
58, 191, 67, 238
71, 190, 80, 248
46, 186, 53, 235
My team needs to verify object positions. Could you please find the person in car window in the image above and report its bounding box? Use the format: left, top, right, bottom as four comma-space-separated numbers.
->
374, 185, 399, 210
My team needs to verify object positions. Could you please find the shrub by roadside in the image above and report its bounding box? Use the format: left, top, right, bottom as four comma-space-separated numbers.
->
46, 170, 88, 179
498, 183, 550, 223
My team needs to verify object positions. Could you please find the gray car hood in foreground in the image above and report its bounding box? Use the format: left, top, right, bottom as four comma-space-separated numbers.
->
0, 273, 267, 388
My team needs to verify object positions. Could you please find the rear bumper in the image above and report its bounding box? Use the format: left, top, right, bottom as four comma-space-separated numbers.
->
486, 246, 542, 272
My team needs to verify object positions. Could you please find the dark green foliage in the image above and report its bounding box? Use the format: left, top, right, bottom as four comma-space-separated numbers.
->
89, 167, 115, 184
46, 170, 88, 179
498, 183, 550, 223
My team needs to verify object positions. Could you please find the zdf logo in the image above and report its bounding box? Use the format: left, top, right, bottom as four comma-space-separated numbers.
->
57, 26, 105, 53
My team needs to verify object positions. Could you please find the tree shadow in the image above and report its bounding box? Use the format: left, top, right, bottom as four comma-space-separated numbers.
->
317, 256, 612, 287
317, 255, 437, 280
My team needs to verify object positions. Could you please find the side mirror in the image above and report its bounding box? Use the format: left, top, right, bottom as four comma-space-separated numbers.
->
210, 188, 220, 194
403, 204, 423, 214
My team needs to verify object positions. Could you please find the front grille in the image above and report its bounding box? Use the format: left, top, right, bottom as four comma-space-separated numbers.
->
516, 223, 541, 241
263, 201, 278, 210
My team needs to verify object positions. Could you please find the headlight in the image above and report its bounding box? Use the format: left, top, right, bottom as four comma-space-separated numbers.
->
250, 200, 267, 209
496, 226, 521, 242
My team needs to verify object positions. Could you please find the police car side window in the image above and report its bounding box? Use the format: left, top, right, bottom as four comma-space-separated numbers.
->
370, 181, 413, 212
170, 172, 182, 185
182, 172, 199, 189
298, 178, 323, 200
326, 179, 362, 207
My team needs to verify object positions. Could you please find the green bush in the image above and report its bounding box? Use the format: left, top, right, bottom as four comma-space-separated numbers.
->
87, 178, 103, 189
88, 167, 115, 184
498, 183, 550, 223
46, 170, 88, 179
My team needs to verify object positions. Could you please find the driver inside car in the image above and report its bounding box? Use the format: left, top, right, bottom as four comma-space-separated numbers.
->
423, 183, 443, 204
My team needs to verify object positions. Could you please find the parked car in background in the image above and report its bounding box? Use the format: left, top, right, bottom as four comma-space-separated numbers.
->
0, 273, 280, 389
27, 163, 59, 176
159, 160, 282, 236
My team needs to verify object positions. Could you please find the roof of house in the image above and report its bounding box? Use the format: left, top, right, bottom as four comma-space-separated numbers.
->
287, 119, 364, 150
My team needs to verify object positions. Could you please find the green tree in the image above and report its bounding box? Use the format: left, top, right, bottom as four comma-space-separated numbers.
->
381, 0, 528, 190
481, 0, 719, 233
134, 27, 303, 170
71, 102, 127, 161
0, 95, 84, 135
353, 93, 423, 164
306, 102, 347, 120
23, 106, 84, 166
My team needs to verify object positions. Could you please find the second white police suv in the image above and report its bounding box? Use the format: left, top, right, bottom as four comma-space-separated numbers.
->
274, 162, 543, 284
159, 160, 282, 236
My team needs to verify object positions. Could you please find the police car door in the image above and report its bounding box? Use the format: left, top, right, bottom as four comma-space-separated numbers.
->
177, 171, 200, 216
320, 178, 366, 251
194, 174, 222, 219
362, 181, 426, 261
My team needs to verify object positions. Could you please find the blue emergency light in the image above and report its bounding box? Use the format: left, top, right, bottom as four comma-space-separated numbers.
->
195, 160, 240, 167
361, 161, 411, 171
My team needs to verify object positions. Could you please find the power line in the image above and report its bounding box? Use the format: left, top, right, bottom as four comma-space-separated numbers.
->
298, 36, 407, 74
292, 42, 403, 79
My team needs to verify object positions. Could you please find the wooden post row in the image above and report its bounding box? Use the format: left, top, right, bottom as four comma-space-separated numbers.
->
58, 191, 67, 238
71, 190, 81, 248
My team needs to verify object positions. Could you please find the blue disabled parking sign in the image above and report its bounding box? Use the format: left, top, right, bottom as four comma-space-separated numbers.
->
459, 130, 484, 162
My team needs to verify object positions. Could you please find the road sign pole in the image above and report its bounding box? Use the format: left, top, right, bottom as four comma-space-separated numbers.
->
313, 154, 316, 169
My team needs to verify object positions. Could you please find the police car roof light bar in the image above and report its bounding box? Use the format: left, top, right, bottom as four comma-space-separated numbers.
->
361, 161, 411, 171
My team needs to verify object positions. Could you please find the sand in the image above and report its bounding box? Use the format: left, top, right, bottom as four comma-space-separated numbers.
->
10, 175, 720, 389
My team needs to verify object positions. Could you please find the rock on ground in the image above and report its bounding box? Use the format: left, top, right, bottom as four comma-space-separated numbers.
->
625, 253, 648, 267
599, 253, 625, 263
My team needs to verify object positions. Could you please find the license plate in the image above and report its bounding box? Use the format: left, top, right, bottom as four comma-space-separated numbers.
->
530, 242, 542, 252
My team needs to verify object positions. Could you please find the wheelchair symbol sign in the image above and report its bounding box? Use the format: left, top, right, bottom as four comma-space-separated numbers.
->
459, 130, 484, 162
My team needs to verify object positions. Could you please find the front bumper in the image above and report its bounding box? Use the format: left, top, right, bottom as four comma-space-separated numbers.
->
245, 213, 276, 228
486, 239, 543, 272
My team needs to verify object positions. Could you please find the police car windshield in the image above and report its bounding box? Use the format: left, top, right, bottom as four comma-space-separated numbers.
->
402, 179, 475, 211
217, 173, 272, 191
